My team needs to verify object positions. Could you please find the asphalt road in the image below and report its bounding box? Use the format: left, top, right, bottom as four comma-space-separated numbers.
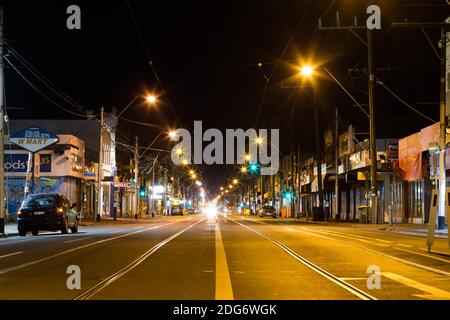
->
1, 213, 450, 300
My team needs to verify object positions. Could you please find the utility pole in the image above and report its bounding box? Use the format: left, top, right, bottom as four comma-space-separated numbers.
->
0, 6, 5, 236
319, 10, 378, 223
438, 27, 447, 231
134, 136, 139, 219
314, 106, 324, 218
392, 20, 449, 247
334, 108, 339, 221
96, 107, 104, 222
367, 28, 378, 224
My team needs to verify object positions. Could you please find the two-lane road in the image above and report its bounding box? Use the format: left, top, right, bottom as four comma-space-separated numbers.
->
1, 214, 450, 300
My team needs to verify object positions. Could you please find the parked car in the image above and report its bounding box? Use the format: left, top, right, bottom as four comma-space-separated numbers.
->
17, 193, 80, 237
258, 205, 277, 218
171, 205, 183, 216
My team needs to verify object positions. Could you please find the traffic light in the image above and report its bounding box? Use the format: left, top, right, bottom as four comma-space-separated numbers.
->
139, 187, 147, 198
283, 190, 293, 201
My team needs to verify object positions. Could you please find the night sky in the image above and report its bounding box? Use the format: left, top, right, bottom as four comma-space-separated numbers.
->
2, 0, 448, 192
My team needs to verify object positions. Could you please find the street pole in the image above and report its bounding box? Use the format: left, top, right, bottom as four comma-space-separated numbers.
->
438, 27, 448, 230
0, 6, 5, 235
367, 28, 378, 224
96, 107, 104, 222
334, 108, 339, 221
134, 136, 139, 219
314, 106, 324, 218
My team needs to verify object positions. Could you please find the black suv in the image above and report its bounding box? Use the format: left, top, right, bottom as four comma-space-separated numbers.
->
17, 193, 80, 237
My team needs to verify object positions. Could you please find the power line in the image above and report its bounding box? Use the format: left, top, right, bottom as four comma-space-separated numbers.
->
253, 0, 312, 128
125, 0, 181, 126
4, 56, 89, 118
377, 79, 436, 123
6, 43, 88, 115
120, 117, 166, 129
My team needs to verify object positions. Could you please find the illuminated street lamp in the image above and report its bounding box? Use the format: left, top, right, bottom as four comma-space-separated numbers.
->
300, 65, 314, 77
233, 179, 239, 185
240, 166, 248, 173
146, 95, 157, 104
168, 130, 177, 139
117, 94, 158, 119
255, 137, 263, 145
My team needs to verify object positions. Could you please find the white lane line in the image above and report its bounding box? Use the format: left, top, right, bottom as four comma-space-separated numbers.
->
74, 217, 206, 300
393, 247, 450, 264
231, 219, 376, 300
239, 218, 450, 278
64, 237, 93, 244
0, 219, 188, 275
382, 272, 450, 300
215, 222, 234, 300
396, 243, 414, 248
0, 252, 23, 259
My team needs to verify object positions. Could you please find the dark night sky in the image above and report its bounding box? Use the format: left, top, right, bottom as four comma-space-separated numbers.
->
2, 0, 449, 193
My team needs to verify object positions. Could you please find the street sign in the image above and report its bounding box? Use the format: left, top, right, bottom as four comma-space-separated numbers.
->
9, 126, 59, 153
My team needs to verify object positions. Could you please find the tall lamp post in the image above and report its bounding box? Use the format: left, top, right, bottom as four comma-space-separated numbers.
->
300, 66, 324, 219
97, 94, 157, 222
299, 64, 371, 222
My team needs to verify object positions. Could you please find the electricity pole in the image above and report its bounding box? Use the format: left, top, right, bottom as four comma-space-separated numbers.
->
334, 108, 339, 221
96, 107, 104, 222
134, 136, 139, 219
392, 20, 449, 247
319, 11, 378, 223
0, 6, 5, 236
367, 28, 378, 224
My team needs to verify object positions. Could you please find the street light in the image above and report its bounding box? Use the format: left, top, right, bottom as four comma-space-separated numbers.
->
240, 166, 248, 173
168, 130, 177, 139
117, 94, 158, 119
146, 95, 157, 104
300, 65, 314, 77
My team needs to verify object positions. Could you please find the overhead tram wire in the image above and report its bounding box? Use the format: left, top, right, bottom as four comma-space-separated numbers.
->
5, 43, 88, 115
376, 79, 436, 124
3, 56, 89, 118
253, 0, 312, 128
126, 0, 209, 184
125, 0, 181, 127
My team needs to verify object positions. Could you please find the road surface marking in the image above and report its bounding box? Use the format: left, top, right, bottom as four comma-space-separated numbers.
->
231, 219, 376, 300
382, 272, 450, 300
339, 277, 367, 281
0, 218, 190, 275
64, 237, 93, 244
393, 247, 450, 263
215, 223, 234, 300
396, 243, 414, 248
307, 228, 374, 244
320, 229, 394, 244
419, 248, 450, 256
237, 221, 450, 280
0, 252, 23, 259
74, 217, 206, 300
